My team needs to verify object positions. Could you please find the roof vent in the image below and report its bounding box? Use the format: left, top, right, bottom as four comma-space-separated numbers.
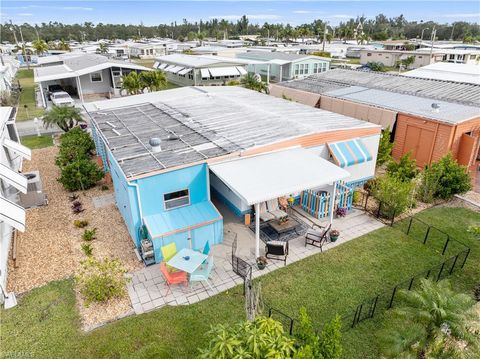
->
149, 137, 162, 153
431, 103, 440, 113
167, 134, 179, 141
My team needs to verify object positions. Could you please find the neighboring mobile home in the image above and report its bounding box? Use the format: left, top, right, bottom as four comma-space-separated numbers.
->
153, 54, 248, 86
270, 69, 480, 183
85, 87, 381, 263
34, 54, 152, 106
0, 107, 32, 308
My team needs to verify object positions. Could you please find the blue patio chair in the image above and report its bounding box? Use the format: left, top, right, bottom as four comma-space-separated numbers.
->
200, 241, 210, 265
190, 256, 214, 291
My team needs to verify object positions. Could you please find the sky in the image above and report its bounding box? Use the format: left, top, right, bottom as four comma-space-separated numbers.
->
2, 1, 479, 26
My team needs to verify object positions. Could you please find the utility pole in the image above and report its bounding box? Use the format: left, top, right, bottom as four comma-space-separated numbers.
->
18, 25, 30, 70
449, 23, 455, 41
429, 26, 436, 59
420, 28, 429, 41
322, 23, 328, 52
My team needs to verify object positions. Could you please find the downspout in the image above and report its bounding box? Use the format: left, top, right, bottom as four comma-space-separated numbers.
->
127, 180, 144, 235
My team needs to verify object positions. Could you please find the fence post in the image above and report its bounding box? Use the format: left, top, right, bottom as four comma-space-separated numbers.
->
370, 296, 379, 318
425, 269, 431, 279
377, 202, 382, 218
268, 308, 272, 317
390, 209, 396, 227
460, 248, 471, 268
388, 286, 397, 309
408, 277, 414, 290
406, 217, 413, 235
449, 253, 459, 275
357, 303, 363, 323
423, 226, 431, 245
351, 306, 359, 328
441, 236, 450, 255
436, 262, 446, 281
289, 319, 294, 336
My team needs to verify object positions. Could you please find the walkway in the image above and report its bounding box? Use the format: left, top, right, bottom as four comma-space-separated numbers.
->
127, 208, 384, 314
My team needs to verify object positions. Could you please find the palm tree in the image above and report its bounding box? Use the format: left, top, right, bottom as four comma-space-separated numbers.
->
57, 39, 71, 51
379, 279, 478, 358
139, 71, 167, 92
240, 73, 269, 94
43, 106, 84, 133
32, 39, 49, 55
96, 42, 109, 55
121, 71, 143, 95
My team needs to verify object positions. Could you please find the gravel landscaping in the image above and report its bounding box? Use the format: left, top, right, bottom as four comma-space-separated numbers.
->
7, 146, 142, 327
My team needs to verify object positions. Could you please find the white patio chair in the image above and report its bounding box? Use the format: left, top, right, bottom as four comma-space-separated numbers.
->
190, 256, 215, 291
266, 199, 288, 220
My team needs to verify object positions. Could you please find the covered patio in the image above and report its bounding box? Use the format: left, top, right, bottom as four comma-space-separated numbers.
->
209, 148, 350, 259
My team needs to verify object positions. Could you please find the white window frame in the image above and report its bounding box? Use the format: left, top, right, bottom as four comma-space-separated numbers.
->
90, 72, 103, 83
163, 189, 190, 210
304, 63, 309, 74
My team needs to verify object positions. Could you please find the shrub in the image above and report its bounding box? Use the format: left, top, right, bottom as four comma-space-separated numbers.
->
467, 225, 480, 238
56, 128, 95, 167
416, 165, 439, 203
366, 62, 386, 72
335, 207, 347, 217
82, 228, 97, 241
352, 190, 362, 205
74, 219, 89, 228
226, 79, 240, 86
386, 152, 418, 182
372, 175, 415, 218
76, 257, 128, 304
198, 316, 295, 358
376, 127, 394, 166
101, 184, 109, 191
58, 159, 104, 191
81, 243, 93, 256
318, 314, 343, 359
430, 153, 471, 199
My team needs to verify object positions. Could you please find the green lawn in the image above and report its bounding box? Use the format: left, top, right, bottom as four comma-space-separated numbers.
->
20, 135, 53, 149
16, 69, 45, 121
1, 207, 478, 359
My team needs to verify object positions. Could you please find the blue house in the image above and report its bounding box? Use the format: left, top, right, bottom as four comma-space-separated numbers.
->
86, 86, 381, 264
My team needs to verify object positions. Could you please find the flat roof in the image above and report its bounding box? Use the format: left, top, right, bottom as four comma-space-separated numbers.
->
325, 86, 480, 124
237, 51, 330, 62
403, 63, 480, 85
277, 68, 480, 107
34, 54, 151, 82
155, 54, 245, 68
85, 86, 377, 178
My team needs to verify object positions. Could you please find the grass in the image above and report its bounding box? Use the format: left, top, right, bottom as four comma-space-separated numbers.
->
20, 135, 53, 149
15, 69, 45, 122
1, 207, 479, 358
131, 58, 156, 68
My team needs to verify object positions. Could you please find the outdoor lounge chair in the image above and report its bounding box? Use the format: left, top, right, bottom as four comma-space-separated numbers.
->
190, 256, 215, 291
265, 240, 289, 265
259, 201, 275, 222
266, 199, 288, 221
305, 223, 331, 251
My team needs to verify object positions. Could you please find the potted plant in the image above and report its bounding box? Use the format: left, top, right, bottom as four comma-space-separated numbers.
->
256, 256, 268, 270
335, 207, 347, 218
330, 229, 340, 242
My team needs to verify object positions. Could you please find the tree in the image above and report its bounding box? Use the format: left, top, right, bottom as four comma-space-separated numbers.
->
43, 106, 84, 132
386, 152, 418, 182
240, 73, 269, 94
139, 71, 167, 92
96, 42, 109, 54
57, 39, 71, 51
428, 153, 471, 199
121, 71, 143, 95
379, 279, 479, 358
372, 174, 415, 218
376, 127, 394, 166
32, 39, 49, 55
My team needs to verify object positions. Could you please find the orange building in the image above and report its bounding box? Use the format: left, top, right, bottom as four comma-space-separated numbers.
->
270, 69, 480, 187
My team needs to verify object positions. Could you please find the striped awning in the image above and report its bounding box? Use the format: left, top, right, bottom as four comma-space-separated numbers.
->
327, 138, 372, 168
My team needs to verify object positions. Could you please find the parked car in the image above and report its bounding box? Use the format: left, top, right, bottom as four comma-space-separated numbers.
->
47, 84, 64, 100
51, 91, 75, 107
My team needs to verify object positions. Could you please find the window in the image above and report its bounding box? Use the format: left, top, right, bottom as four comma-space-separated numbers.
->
313, 63, 318, 73
470, 55, 476, 60
164, 189, 190, 210
367, 53, 372, 57
304, 64, 309, 74
294, 64, 299, 75
90, 72, 103, 82
299, 64, 304, 75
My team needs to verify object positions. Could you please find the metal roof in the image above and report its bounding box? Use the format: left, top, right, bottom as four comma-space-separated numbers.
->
86, 86, 377, 178
278, 68, 480, 107
155, 54, 244, 68
237, 51, 330, 62
325, 86, 480, 124
403, 63, 480, 85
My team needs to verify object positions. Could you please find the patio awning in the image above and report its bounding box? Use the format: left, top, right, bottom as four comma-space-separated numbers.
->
158, 63, 168, 70
166, 66, 184, 74
327, 138, 372, 168
3, 138, 32, 160
177, 67, 192, 75
209, 148, 350, 205
143, 201, 222, 239
0, 197, 26, 232
0, 163, 28, 193
200, 68, 210, 78
236, 66, 248, 75
208, 67, 241, 77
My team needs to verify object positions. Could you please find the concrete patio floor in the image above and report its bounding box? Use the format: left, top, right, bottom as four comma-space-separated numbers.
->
127, 203, 384, 315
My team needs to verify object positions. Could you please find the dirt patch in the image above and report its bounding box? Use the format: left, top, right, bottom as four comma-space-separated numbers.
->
7, 146, 142, 326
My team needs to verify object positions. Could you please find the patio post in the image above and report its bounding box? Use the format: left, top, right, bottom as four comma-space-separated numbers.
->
329, 181, 337, 224
254, 203, 260, 258
76, 76, 84, 104
38, 82, 46, 108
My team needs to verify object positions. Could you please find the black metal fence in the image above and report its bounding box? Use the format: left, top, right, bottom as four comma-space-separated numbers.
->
231, 235, 252, 294
256, 215, 471, 333
353, 191, 397, 226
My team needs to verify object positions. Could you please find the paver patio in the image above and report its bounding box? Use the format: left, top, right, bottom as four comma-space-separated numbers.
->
127, 206, 384, 314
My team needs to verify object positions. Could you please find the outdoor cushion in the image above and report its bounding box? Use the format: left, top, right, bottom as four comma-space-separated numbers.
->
161, 242, 177, 262
260, 211, 275, 222
160, 262, 187, 285
202, 241, 210, 256
270, 209, 288, 220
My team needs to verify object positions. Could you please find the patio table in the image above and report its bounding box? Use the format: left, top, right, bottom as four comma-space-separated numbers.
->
167, 248, 208, 274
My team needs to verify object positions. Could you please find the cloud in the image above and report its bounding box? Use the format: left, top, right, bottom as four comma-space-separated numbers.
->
209, 14, 281, 20
61, 7, 93, 11
328, 14, 355, 19
293, 10, 312, 14
17, 13, 33, 17
3, 5, 93, 11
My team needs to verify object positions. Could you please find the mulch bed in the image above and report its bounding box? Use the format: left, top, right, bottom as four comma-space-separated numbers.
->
7, 146, 143, 327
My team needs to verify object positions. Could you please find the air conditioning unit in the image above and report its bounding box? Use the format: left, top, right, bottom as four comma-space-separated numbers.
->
19, 171, 48, 209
